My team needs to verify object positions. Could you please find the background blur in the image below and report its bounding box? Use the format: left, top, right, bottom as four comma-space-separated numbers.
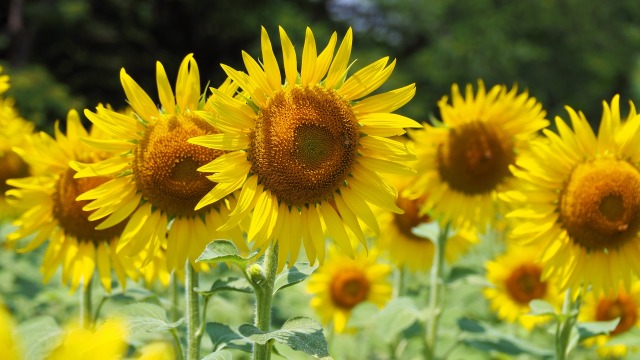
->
2, 0, 640, 132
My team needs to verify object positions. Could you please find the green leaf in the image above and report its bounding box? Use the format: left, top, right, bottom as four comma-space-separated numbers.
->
113, 302, 182, 335
457, 317, 486, 333
411, 221, 439, 243
273, 263, 318, 293
345, 302, 378, 328
196, 240, 255, 266
239, 317, 331, 359
576, 318, 620, 340
206, 322, 252, 353
463, 337, 553, 357
529, 299, 557, 316
201, 349, 233, 360
604, 327, 640, 345
195, 277, 253, 296
17, 316, 63, 360
447, 266, 479, 284
374, 297, 419, 341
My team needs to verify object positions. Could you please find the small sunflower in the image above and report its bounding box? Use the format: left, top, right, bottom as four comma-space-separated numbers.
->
189, 26, 420, 270
507, 95, 640, 294
47, 319, 128, 360
579, 282, 640, 358
6, 110, 138, 292
377, 172, 478, 271
0, 69, 34, 219
307, 246, 392, 333
483, 245, 562, 330
75, 54, 248, 271
407, 81, 548, 228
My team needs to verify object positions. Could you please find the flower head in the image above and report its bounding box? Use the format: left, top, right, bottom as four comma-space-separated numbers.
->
6, 110, 139, 292
484, 245, 562, 330
189, 26, 420, 270
579, 282, 640, 358
507, 95, 640, 294
76, 54, 248, 271
307, 246, 392, 333
407, 81, 548, 228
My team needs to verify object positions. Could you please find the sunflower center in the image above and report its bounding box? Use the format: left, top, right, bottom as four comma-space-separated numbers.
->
394, 195, 431, 241
249, 86, 358, 207
595, 294, 638, 336
559, 159, 640, 252
0, 150, 30, 193
504, 263, 547, 305
53, 168, 125, 243
437, 121, 514, 195
133, 113, 224, 217
330, 268, 370, 310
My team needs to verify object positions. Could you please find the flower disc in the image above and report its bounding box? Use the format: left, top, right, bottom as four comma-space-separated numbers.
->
329, 268, 371, 310
560, 159, 640, 251
249, 86, 358, 207
393, 195, 430, 241
595, 293, 638, 336
133, 113, 224, 216
0, 150, 29, 193
437, 121, 515, 195
504, 263, 547, 305
53, 168, 125, 242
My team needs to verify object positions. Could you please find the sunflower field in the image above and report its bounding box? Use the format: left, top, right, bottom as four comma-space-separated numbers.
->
3, 1, 640, 359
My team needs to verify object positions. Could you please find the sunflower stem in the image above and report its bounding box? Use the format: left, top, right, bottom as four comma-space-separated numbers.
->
252, 241, 279, 360
185, 261, 200, 360
425, 222, 450, 360
171, 271, 180, 323
555, 289, 581, 360
80, 277, 93, 329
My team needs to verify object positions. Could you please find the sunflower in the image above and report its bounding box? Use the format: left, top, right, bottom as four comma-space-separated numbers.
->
506, 95, 640, 294
75, 54, 248, 271
6, 110, 139, 292
376, 172, 478, 271
0, 305, 21, 360
307, 246, 392, 333
406, 81, 548, 228
189, 26, 420, 270
483, 245, 562, 330
579, 282, 640, 358
47, 319, 128, 360
0, 69, 34, 219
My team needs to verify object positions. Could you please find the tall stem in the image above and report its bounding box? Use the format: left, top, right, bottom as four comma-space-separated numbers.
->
185, 262, 200, 360
80, 277, 93, 329
556, 289, 581, 360
425, 222, 450, 360
253, 241, 279, 360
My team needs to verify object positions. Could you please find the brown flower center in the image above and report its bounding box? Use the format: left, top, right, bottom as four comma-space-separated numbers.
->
330, 268, 370, 310
437, 121, 514, 195
0, 150, 30, 193
560, 159, 640, 251
394, 195, 431, 241
53, 168, 125, 242
249, 86, 358, 207
133, 113, 224, 217
504, 263, 547, 305
595, 293, 638, 336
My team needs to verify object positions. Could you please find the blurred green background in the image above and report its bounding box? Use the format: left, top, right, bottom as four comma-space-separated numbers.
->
2, 0, 640, 132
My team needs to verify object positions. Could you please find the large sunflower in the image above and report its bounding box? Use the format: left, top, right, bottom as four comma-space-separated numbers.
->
483, 245, 562, 330
507, 96, 640, 294
189, 26, 420, 270
75, 54, 248, 271
579, 282, 640, 358
377, 172, 478, 272
306, 246, 392, 333
6, 110, 142, 292
406, 81, 548, 228
0, 67, 34, 219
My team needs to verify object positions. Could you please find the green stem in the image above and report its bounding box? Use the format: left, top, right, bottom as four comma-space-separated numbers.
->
169, 328, 185, 360
80, 277, 93, 329
171, 271, 180, 323
556, 289, 581, 360
196, 295, 211, 350
252, 241, 279, 360
92, 295, 108, 325
186, 262, 200, 360
394, 266, 406, 298
425, 222, 450, 360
